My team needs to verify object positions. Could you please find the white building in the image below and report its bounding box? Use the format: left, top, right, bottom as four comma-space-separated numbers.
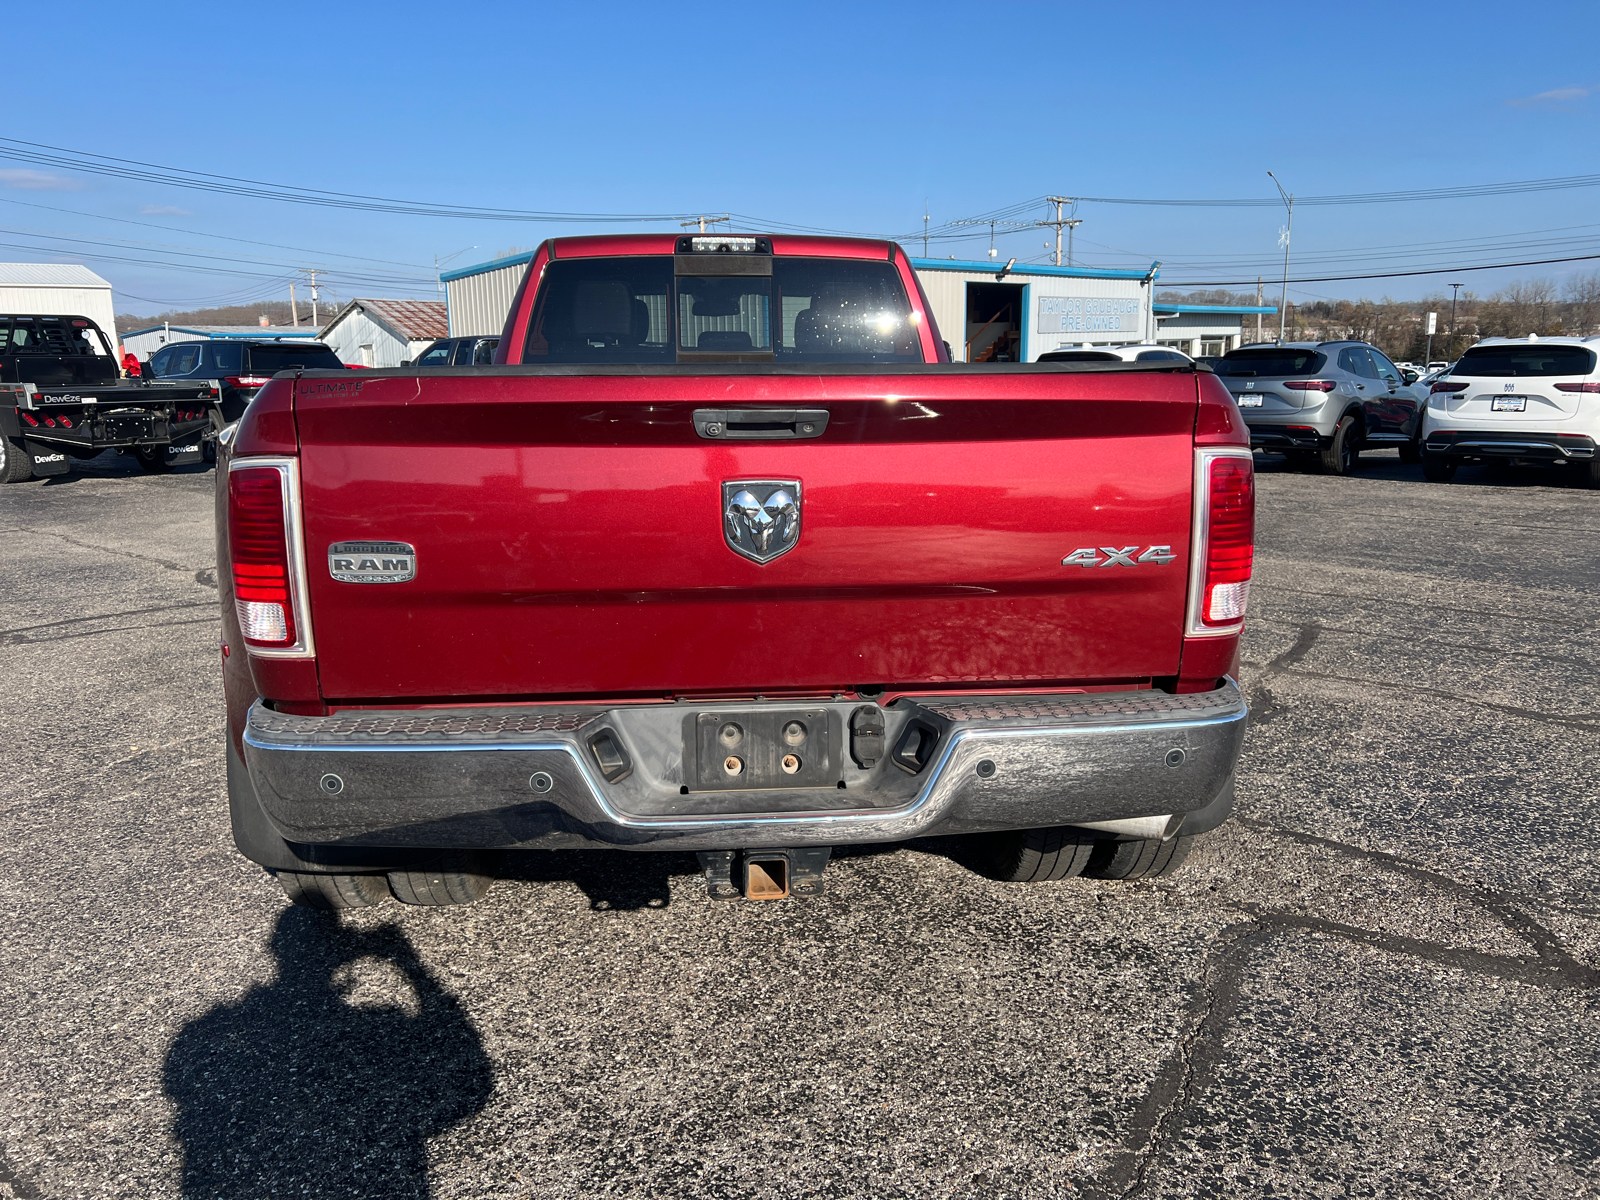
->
911, 258, 1163, 361
1153, 302, 1278, 358
318, 298, 448, 367
0, 263, 118, 349
120, 323, 321, 361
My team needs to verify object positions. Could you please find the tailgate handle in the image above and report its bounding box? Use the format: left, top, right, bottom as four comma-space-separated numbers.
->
693, 408, 829, 440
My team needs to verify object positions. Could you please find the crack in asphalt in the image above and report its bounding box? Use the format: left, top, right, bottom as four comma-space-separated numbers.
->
3, 614, 218, 647
9, 525, 203, 577
1237, 818, 1597, 989
0, 601, 217, 645
1238, 643, 1600, 730
1249, 612, 1599, 671
1089, 817, 1598, 1195
1085, 922, 1271, 1200
1243, 621, 1319, 725
1252, 582, 1599, 632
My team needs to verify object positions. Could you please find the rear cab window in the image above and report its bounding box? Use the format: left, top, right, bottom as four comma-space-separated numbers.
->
523, 251, 923, 365
1453, 344, 1597, 377
1216, 349, 1327, 377
2, 317, 112, 356
245, 343, 345, 374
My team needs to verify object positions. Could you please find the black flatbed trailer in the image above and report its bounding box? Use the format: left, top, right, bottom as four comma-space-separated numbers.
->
0, 378, 223, 482
0, 312, 224, 482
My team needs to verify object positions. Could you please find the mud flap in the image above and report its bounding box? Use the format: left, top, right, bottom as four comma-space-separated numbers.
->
23, 439, 68, 477
167, 441, 204, 466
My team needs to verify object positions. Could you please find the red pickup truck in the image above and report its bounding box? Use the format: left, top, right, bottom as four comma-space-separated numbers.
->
217, 233, 1252, 910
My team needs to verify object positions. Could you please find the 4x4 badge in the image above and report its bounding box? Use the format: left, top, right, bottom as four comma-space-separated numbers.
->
1062, 545, 1176, 568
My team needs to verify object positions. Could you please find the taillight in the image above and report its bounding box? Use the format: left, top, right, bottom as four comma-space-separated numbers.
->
1554, 382, 1600, 393
1188, 450, 1255, 634
43, 416, 56, 427
225, 375, 273, 388
227, 460, 312, 655
59, 415, 72, 428
1430, 380, 1468, 393
1283, 380, 1337, 392
20, 412, 37, 426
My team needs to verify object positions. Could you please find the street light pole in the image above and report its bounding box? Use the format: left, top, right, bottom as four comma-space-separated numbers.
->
1267, 171, 1294, 342
1448, 282, 1464, 363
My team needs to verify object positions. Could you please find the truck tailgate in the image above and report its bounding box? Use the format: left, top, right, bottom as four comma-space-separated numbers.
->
294, 369, 1198, 700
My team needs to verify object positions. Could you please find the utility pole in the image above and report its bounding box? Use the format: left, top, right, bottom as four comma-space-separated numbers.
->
290, 284, 299, 327
1036, 197, 1083, 268
1448, 281, 1464, 363
1255, 277, 1263, 341
1267, 171, 1294, 342
681, 215, 730, 234
923, 201, 930, 258
305, 269, 321, 327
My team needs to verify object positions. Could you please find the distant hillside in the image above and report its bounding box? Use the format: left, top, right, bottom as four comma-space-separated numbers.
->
116, 300, 322, 335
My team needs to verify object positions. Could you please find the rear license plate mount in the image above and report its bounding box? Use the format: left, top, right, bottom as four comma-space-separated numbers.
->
1234, 394, 1263, 407
688, 708, 837, 791
1490, 396, 1527, 412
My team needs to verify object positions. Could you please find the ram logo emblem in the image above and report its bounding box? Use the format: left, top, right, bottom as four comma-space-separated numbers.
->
1062, 545, 1177, 568
723, 480, 801, 564
328, 541, 416, 583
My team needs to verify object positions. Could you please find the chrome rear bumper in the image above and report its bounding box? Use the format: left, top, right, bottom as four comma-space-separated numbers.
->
239, 682, 1247, 854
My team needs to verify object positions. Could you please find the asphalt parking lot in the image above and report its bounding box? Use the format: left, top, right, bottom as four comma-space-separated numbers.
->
1, 449, 1596, 1200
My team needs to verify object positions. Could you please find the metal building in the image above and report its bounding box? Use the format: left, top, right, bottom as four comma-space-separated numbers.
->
1153, 302, 1278, 358
318, 299, 448, 367
0, 263, 118, 349
912, 258, 1162, 362
442, 251, 534, 338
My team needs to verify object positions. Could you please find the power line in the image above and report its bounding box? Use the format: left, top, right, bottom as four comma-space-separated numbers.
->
0, 137, 703, 224
1158, 250, 1600, 288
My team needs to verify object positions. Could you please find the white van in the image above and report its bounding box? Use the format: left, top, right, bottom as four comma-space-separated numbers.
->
1420, 336, 1600, 486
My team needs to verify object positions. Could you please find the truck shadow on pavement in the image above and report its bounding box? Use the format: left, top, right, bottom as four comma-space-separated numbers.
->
162, 907, 493, 1200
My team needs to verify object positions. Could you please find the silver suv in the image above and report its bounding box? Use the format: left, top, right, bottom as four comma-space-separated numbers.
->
1215, 341, 1428, 474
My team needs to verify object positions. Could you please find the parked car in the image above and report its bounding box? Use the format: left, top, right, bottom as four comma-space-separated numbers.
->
1215, 340, 1427, 473
1419, 336, 1600, 486
408, 336, 499, 367
147, 338, 346, 424
1037, 344, 1193, 364
218, 232, 1253, 911
0, 314, 217, 480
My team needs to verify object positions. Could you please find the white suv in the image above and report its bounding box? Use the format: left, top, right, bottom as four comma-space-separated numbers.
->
1420, 336, 1600, 487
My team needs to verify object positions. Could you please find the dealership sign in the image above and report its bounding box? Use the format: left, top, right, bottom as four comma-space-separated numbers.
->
1036, 295, 1141, 335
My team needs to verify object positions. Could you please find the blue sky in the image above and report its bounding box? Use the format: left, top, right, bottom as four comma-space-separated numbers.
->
4, 0, 1598, 314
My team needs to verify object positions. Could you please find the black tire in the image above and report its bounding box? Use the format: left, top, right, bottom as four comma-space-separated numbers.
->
0, 435, 33, 483
134, 445, 174, 474
991, 826, 1096, 882
1318, 416, 1360, 475
276, 871, 388, 910
387, 853, 494, 906
1421, 451, 1458, 482
1083, 835, 1194, 881
1581, 456, 1600, 490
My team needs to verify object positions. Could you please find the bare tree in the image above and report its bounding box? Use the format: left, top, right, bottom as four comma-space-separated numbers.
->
1565, 271, 1600, 336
